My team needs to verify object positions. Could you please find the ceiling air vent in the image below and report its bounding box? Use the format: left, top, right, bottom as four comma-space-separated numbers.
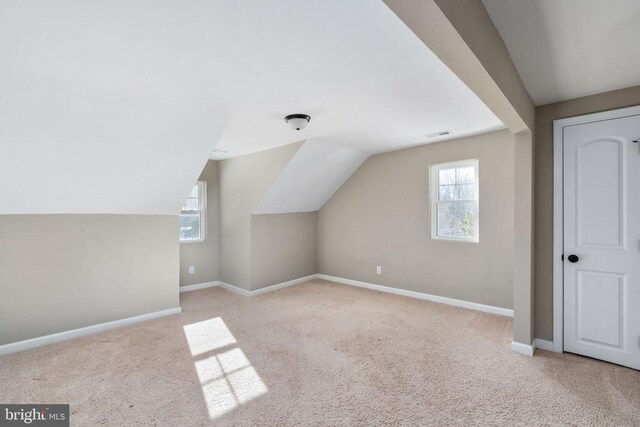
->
425, 130, 452, 138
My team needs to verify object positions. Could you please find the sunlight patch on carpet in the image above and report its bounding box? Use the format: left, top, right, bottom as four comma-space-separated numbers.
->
184, 318, 268, 419
183, 317, 236, 356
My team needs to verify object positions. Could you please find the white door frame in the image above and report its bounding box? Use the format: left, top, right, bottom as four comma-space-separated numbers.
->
552, 104, 640, 354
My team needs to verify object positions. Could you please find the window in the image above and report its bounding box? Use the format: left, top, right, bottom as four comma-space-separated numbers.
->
430, 159, 479, 242
180, 181, 206, 243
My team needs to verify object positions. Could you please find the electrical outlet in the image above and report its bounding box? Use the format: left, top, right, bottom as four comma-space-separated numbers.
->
376, 266, 382, 275
188, 265, 195, 274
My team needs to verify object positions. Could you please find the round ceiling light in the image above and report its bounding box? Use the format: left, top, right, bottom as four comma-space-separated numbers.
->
284, 114, 310, 131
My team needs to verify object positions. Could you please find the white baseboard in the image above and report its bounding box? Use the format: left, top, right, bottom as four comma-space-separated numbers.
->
534, 338, 555, 352
218, 274, 317, 297
218, 281, 253, 296
1, 274, 521, 356
217, 274, 514, 320
251, 274, 318, 296
0, 307, 182, 356
317, 274, 514, 317
180, 281, 220, 292
511, 340, 536, 356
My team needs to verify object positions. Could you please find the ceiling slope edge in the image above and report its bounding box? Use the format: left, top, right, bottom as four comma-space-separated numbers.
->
253, 140, 369, 215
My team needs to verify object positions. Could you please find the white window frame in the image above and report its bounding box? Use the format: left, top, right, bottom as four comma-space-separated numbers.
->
179, 181, 207, 243
429, 159, 479, 243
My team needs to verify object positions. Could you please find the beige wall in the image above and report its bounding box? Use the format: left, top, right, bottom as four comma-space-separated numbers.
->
219, 142, 304, 290
384, 0, 534, 133
318, 130, 515, 309
180, 161, 220, 287
383, 0, 535, 346
513, 131, 535, 342
534, 85, 640, 340
0, 214, 179, 345
250, 212, 317, 290
433, 0, 535, 132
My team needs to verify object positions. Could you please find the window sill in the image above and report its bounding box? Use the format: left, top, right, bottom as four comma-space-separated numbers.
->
431, 236, 479, 243
180, 239, 206, 244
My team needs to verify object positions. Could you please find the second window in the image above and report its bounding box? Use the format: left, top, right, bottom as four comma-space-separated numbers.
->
430, 159, 479, 242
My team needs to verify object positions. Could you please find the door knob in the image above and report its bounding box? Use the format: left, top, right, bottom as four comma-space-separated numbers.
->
567, 254, 579, 263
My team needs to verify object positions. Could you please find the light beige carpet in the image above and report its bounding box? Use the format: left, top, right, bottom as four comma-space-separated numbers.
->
1, 279, 638, 426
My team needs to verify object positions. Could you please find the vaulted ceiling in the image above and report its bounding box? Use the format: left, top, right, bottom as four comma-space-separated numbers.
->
483, 0, 640, 106
207, 0, 504, 159
1, 0, 504, 215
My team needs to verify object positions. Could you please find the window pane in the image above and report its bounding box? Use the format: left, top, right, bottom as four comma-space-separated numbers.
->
456, 167, 475, 184
179, 213, 201, 241
438, 184, 457, 201
437, 201, 476, 239
457, 184, 475, 200
182, 197, 199, 211
439, 168, 456, 185
189, 184, 199, 198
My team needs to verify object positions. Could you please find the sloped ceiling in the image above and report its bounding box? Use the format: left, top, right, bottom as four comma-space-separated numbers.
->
254, 141, 368, 214
209, 0, 504, 159
0, 68, 228, 215
0, 1, 229, 215
483, 0, 640, 105
1, 0, 503, 215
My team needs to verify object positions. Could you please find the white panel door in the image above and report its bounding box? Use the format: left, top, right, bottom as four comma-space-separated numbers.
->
563, 114, 640, 370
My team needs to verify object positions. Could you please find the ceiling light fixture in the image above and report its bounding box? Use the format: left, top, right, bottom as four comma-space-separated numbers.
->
284, 114, 310, 131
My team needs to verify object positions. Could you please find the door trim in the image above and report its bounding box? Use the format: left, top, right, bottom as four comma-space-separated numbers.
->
552, 104, 640, 354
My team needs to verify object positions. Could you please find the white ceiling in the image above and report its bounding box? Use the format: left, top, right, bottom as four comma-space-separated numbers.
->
254, 141, 368, 214
0, 0, 503, 215
209, 0, 504, 159
0, 0, 230, 215
483, 0, 640, 106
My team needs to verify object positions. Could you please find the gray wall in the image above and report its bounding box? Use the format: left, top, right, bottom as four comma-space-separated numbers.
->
181, 143, 318, 292
250, 212, 318, 290
219, 142, 304, 290
0, 215, 179, 345
383, 0, 535, 345
180, 161, 220, 287
318, 130, 515, 309
534, 84, 640, 340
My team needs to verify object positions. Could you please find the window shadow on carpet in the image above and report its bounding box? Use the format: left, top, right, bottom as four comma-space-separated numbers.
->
184, 318, 268, 419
